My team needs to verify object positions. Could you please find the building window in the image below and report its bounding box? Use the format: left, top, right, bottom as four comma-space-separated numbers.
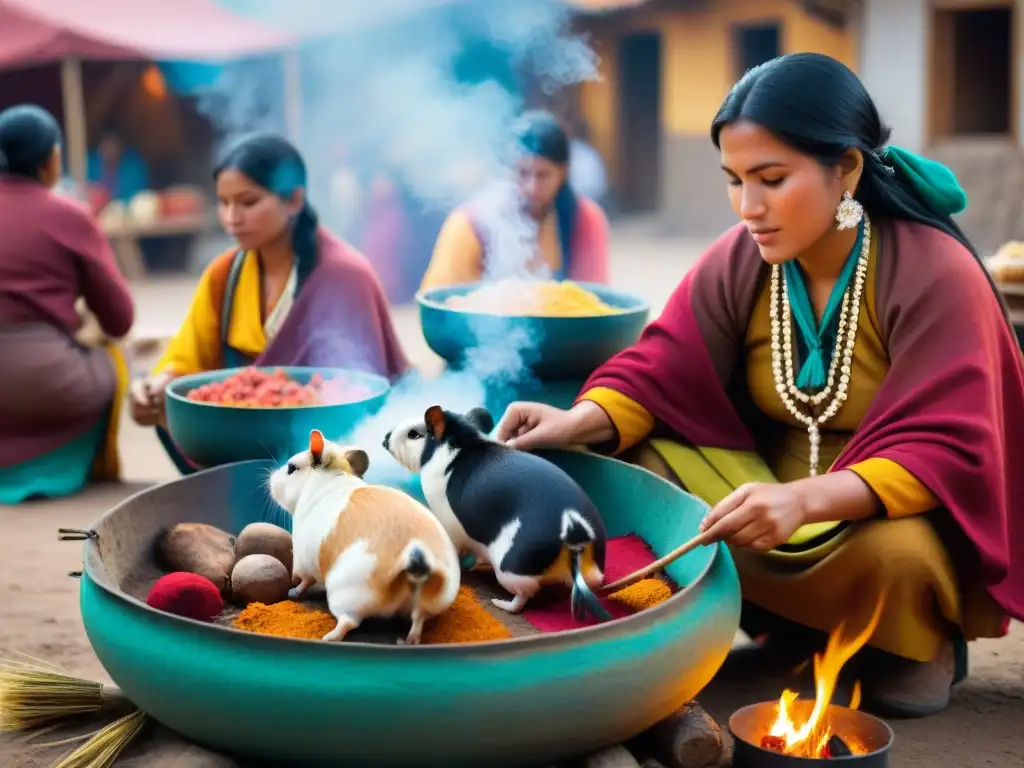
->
930, 5, 1014, 138
733, 22, 781, 78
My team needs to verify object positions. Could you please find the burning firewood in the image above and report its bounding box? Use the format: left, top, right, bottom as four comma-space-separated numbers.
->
756, 594, 887, 759
826, 734, 853, 758
761, 731, 854, 759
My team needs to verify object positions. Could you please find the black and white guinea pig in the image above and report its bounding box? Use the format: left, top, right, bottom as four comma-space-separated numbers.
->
383, 405, 609, 618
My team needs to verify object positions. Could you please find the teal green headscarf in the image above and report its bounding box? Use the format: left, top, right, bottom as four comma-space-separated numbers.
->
883, 146, 968, 217
785, 146, 968, 391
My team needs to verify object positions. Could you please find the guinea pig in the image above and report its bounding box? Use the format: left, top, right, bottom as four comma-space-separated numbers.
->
269, 429, 461, 644
383, 405, 610, 621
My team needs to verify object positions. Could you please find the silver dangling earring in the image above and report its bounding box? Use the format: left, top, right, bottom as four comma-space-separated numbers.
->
835, 190, 864, 231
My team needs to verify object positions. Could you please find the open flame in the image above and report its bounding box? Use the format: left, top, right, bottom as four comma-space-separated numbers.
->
762, 594, 886, 758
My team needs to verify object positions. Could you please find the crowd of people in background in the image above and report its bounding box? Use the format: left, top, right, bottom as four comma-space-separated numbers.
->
0, 100, 607, 500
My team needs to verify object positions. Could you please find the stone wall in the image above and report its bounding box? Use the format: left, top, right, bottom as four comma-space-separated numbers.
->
654, 135, 1024, 254
927, 140, 1024, 257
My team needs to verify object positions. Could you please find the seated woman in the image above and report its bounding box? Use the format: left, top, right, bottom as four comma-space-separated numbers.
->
419, 110, 610, 291
0, 105, 135, 504
129, 134, 409, 474
496, 54, 1024, 719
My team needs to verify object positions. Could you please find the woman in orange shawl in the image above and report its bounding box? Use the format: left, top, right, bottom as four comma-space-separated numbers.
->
496, 54, 1024, 719
419, 110, 610, 291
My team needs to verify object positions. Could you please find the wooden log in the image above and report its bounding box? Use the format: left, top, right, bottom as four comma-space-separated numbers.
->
583, 743, 643, 768
633, 701, 724, 768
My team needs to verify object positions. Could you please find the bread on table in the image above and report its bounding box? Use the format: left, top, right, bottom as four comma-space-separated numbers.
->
988, 241, 1024, 284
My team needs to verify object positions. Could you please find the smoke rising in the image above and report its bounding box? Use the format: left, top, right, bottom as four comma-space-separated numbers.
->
211, 0, 596, 262
207, 0, 598, 480
347, 369, 488, 487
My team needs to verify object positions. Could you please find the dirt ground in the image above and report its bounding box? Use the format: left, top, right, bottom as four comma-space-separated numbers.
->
2, 226, 1022, 766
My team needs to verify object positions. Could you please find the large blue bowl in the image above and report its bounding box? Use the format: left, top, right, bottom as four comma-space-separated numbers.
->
79, 451, 741, 768
417, 281, 650, 380
164, 366, 390, 468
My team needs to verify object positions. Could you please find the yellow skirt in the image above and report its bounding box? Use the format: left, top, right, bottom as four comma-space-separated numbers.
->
625, 439, 1006, 662
90, 344, 129, 482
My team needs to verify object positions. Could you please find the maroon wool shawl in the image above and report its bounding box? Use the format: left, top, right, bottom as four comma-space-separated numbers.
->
218, 229, 410, 381
581, 218, 1024, 622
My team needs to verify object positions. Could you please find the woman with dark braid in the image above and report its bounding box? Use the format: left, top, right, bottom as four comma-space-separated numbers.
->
129, 134, 409, 473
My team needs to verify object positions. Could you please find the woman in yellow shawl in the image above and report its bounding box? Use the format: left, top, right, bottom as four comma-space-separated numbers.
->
420, 111, 610, 291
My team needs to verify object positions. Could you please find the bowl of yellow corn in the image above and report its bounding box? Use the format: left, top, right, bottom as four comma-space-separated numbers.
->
417, 279, 650, 380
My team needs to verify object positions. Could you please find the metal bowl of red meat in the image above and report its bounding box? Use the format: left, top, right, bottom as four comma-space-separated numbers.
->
164, 366, 390, 469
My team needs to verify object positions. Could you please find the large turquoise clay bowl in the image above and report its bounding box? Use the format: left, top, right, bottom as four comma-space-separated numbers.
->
79, 451, 741, 768
164, 366, 389, 468
417, 281, 650, 380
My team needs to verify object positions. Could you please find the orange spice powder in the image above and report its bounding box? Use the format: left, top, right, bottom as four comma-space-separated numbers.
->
234, 599, 337, 639
233, 585, 512, 644
607, 578, 673, 612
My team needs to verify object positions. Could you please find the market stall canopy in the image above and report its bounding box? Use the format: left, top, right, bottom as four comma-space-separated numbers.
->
563, 0, 651, 12
217, 0, 652, 35
216, 0, 462, 36
0, 0, 296, 70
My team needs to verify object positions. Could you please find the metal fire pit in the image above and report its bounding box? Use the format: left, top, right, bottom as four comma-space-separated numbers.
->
729, 701, 894, 767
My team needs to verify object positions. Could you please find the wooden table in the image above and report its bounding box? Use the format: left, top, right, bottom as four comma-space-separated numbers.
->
103, 213, 216, 280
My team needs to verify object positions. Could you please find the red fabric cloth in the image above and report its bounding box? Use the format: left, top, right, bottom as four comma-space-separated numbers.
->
0, 0, 293, 68
580, 266, 756, 451
0, 177, 134, 337
521, 533, 660, 632
581, 219, 1024, 622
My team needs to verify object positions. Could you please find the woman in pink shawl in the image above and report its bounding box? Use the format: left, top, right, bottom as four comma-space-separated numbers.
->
419, 110, 610, 291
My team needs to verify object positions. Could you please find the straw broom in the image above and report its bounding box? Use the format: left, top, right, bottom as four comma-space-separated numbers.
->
0, 655, 149, 768
42, 711, 148, 768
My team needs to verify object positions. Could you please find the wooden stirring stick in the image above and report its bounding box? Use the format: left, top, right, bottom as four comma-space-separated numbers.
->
600, 529, 716, 593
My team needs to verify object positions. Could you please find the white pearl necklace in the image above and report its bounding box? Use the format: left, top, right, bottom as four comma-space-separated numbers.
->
769, 216, 871, 476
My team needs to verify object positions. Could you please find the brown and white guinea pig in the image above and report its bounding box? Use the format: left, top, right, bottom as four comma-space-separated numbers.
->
269, 429, 461, 644
383, 405, 611, 620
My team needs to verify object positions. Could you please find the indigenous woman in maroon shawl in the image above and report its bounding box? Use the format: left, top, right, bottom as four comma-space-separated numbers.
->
496, 54, 1024, 718
129, 134, 409, 473
0, 105, 135, 504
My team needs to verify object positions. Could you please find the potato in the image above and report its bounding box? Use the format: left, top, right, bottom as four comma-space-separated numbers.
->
234, 522, 293, 575
155, 523, 236, 597
230, 554, 291, 607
